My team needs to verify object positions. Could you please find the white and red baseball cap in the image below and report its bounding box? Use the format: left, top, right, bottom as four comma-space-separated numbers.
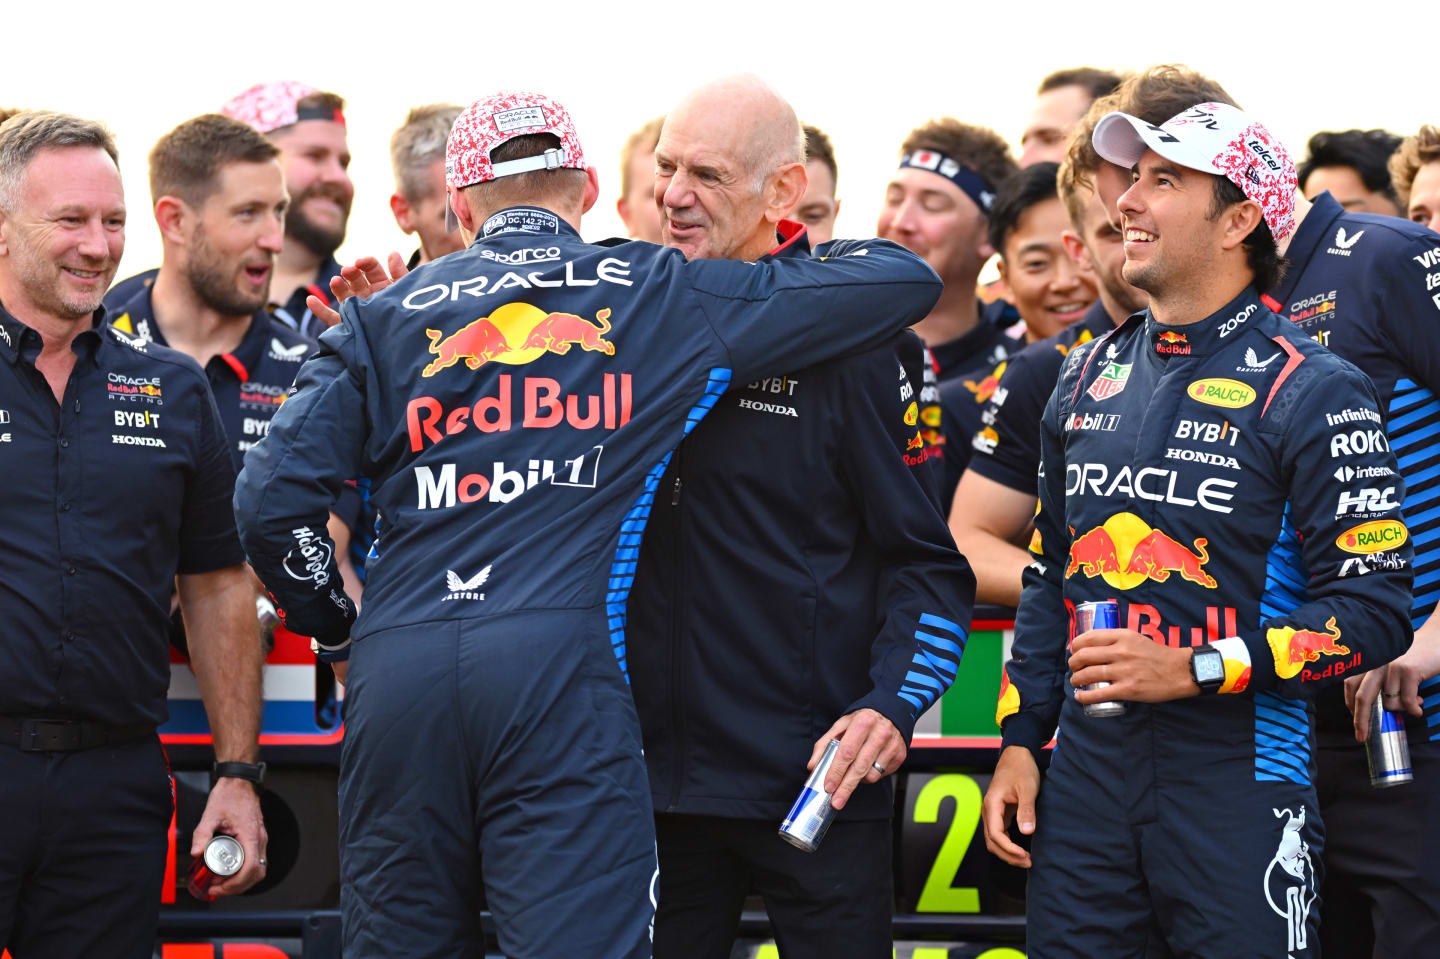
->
444, 91, 587, 232
222, 81, 344, 135
1091, 101, 1296, 241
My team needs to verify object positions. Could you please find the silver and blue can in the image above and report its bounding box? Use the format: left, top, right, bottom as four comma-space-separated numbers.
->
1076, 599, 1126, 718
1366, 697, 1413, 788
779, 738, 842, 852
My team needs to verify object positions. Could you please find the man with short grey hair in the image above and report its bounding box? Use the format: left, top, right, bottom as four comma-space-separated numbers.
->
389, 103, 465, 268
0, 111, 265, 959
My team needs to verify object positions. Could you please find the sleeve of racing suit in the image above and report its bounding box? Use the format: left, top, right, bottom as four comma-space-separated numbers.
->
834, 335, 977, 744
233, 305, 367, 652
1222, 362, 1414, 697
683, 238, 943, 386
997, 345, 1083, 760
1376, 232, 1440, 395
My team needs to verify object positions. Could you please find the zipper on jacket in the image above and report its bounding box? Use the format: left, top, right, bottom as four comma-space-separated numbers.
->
665, 447, 687, 812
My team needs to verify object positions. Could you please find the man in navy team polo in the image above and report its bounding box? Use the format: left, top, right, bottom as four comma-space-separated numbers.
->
0, 111, 266, 959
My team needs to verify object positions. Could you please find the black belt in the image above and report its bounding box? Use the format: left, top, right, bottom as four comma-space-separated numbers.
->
0, 717, 157, 752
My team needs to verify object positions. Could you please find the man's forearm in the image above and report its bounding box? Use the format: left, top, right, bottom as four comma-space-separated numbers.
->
178, 565, 264, 763
950, 524, 1031, 608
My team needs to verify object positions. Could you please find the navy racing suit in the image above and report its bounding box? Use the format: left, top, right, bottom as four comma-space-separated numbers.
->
999, 287, 1413, 958
233, 206, 942, 959
1262, 191, 1440, 956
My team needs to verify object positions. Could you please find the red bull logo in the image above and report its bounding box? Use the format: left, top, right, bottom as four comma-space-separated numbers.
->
996, 665, 1020, 726
963, 361, 1006, 402
1267, 617, 1351, 679
421, 303, 616, 377
905, 432, 924, 451
1155, 330, 1191, 356
1066, 513, 1217, 589
1125, 602, 1237, 648
407, 373, 633, 450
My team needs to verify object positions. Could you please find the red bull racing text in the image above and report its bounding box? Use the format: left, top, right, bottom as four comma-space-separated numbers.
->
407, 374, 633, 450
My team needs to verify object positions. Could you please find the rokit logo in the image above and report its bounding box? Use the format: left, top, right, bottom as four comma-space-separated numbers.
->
414, 445, 604, 510
442, 565, 491, 602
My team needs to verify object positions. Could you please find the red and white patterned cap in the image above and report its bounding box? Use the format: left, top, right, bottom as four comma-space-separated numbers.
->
1092, 101, 1296, 241
222, 81, 343, 135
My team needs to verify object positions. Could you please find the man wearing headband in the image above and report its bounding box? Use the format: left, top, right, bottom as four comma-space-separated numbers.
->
982, 101, 1413, 956
878, 119, 1020, 509
236, 88, 944, 958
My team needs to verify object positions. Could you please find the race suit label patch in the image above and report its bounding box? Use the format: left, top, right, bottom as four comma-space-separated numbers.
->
1086, 362, 1132, 401
1188, 378, 1255, 409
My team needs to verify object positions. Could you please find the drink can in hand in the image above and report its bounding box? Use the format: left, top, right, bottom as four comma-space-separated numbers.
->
1366, 697, 1413, 788
1076, 599, 1126, 718
779, 739, 842, 852
186, 834, 244, 901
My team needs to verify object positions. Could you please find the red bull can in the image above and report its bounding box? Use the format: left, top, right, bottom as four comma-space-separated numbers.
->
186, 834, 244, 901
779, 739, 842, 852
1366, 698, 1413, 788
1076, 600, 1126, 718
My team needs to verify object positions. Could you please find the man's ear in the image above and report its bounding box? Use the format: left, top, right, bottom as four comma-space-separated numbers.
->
390, 192, 416, 235
766, 161, 808, 224
1220, 200, 1265, 252
154, 195, 191, 246
581, 166, 600, 215
1061, 229, 1093, 270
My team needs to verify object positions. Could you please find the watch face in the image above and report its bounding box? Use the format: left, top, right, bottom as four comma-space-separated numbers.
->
1196, 650, 1226, 684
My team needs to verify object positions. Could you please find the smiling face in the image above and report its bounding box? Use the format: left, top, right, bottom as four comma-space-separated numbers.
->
654, 83, 803, 262
182, 159, 287, 317
0, 145, 125, 320
1115, 150, 1228, 298
998, 196, 1097, 340
271, 118, 353, 257
876, 167, 990, 285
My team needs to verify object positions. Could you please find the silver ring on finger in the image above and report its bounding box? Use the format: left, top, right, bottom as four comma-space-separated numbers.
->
871, 761, 885, 776
1383, 691, 1400, 699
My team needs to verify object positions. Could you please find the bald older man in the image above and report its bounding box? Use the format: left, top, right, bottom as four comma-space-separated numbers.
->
626, 76, 975, 959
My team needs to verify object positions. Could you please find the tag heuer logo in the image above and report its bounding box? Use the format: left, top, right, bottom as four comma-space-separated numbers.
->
1086, 362, 1132, 401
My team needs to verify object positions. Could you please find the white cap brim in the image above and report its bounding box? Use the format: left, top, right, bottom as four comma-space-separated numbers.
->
1091, 111, 1223, 178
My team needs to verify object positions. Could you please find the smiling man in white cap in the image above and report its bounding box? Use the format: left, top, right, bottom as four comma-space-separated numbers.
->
981, 102, 1413, 957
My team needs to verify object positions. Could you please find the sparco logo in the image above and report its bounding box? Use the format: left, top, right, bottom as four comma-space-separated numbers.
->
283, 526, 332, 585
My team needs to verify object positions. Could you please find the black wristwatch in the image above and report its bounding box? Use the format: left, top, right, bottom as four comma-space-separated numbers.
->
1189, 645, 1225, 694
211, 761, 266, 791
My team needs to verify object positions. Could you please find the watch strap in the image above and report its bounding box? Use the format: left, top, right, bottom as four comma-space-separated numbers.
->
212, 760, 266, 790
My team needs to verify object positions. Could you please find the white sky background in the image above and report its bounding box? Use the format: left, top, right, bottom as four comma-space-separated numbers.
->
8, 0, 1434, 279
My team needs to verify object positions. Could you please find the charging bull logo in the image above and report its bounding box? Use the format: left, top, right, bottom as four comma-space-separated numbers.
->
422, 302, 615, 377
1066, 512, 1217, 589
1266, 617, 1349, 680
1264, 807, 1317, 954
963, 361, 1006, 403
996, 665, 1021, 726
